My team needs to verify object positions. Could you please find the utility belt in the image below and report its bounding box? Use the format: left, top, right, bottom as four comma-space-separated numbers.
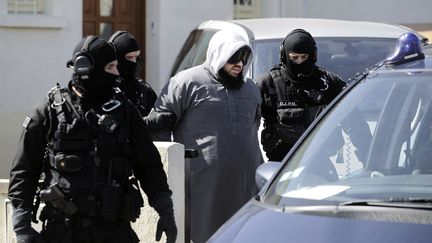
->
40, 178, 143, 224
40, 205, 103, 228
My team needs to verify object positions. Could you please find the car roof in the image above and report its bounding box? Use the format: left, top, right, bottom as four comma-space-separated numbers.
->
197, 18, 426, 41
349, 43, 432, 86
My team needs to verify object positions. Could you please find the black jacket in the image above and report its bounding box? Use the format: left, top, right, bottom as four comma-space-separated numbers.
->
8, 84, 170, 220
257, 64, 346, 161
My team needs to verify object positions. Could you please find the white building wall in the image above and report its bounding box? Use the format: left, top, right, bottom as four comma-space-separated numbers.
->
0, 0, 82, 179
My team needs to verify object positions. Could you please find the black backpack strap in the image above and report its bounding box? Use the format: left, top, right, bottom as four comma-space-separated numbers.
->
264, 67, 281, 108
48, 83, 80, 120
269, 66, 295, 109
269, 68, 286, 109
115, 97, 133, 158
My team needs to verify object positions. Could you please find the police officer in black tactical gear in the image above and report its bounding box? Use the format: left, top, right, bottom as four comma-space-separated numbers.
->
8, 35, 177, 243
108, 31, 157, 116
109, 30, 176, 135
257, 29, 346, 161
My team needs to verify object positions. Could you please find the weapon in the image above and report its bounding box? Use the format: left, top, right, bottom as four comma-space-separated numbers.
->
40, 184, 78, 215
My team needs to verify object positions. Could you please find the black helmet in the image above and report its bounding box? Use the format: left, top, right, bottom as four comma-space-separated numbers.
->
280, 29, 317, 79
69, 35, 118, 97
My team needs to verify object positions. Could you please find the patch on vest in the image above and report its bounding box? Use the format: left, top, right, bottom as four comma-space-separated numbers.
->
22, 116, 32, 129
279, 101, 298, 107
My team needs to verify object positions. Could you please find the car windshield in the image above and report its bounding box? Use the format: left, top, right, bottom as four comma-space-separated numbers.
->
263, 68, 432, 207
252, 37, 397, 81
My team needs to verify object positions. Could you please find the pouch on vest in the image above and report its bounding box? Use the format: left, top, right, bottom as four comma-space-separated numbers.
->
101, 183, 123, 222
53, 153, 83, 173
277, 107, 305, 124
274, 123, 305, 145
119, 177, 144, 222
85, 109, 119, 134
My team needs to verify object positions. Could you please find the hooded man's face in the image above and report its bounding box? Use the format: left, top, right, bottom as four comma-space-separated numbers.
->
217, 46, 251, 89
222, 61, 243, 78
222, 46, 250, 77
205, 29, 253, 89
218, 66, 244, 89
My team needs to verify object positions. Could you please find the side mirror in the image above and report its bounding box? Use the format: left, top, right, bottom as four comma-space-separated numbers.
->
255, 162, 282, 190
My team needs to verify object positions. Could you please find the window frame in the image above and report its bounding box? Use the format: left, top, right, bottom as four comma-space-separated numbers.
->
0, 0, 66, 29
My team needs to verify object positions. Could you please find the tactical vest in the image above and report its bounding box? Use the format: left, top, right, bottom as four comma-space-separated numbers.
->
267, 66, 310, 127
40, 84, 138, 221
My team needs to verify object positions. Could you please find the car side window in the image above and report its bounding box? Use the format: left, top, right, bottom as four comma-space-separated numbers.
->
189, 31, 216, 68
252, 39, 281, 79
316, 38, 396, 81
170, 29, 216, 77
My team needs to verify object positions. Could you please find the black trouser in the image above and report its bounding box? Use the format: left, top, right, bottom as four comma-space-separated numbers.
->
40, 217, 139, 243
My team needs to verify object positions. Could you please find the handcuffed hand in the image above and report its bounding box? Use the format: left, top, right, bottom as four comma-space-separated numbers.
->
16, 227, 45, 243
144, 110, 177, 131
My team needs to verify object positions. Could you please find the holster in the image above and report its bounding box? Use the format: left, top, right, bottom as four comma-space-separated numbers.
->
261, 126, 279, 154
119, 177, 144, 222
39, 184, 78, 216
274, 123, 305, 145
100, 183, 123, 222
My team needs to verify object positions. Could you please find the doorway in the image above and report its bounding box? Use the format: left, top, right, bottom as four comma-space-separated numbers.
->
83, 0, 146, 77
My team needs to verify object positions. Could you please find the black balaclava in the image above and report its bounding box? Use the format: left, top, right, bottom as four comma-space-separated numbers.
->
281, 29, 317, 81
110, 31, 140, 81
70, 36, 118, 99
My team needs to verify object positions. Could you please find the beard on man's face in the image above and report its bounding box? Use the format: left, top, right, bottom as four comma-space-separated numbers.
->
217, 68, 244, 89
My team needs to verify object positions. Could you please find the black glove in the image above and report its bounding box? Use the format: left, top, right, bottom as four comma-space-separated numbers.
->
13, 207, 44, 243
261, 125, 279, 154
299, 89, 324, 104
16, 227, 45, 243
150, 192, 177, 243
156, 214, 177, 243
144, 110, 177, 131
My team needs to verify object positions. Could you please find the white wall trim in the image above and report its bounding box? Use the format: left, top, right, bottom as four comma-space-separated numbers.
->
0, 14, 67, 29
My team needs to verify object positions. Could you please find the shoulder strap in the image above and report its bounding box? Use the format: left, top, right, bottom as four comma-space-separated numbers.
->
269, 66, 292, 108
48, 83, 80, 118
137, 79, 148, 102
264, 67, 281, 107
46, 83, 81, 139
117, 102, 133, 158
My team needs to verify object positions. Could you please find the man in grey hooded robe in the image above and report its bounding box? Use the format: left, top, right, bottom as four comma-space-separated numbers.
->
151, 29, 264, 242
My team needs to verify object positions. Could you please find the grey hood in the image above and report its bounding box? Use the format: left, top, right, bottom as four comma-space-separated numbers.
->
204, 30, 253, 82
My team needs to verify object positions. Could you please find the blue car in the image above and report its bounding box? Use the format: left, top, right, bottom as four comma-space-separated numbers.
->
208, 33, 432, 242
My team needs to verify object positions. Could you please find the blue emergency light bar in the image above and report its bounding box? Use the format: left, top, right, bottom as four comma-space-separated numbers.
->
385, 32, 425, 67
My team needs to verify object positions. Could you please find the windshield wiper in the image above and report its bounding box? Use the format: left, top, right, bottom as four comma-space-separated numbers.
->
340, 198, 432, 210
